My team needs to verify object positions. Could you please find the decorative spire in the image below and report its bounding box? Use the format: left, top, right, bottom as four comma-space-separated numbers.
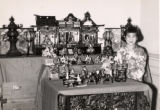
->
4, 16, 22, 56
127, 18, 132, 24
8, 16, 18, 29
85, 12, 91, 19
82, 11, 96, 26
125, 18, 132, 29
9, 16, 15, 22
64, 13, 78, 22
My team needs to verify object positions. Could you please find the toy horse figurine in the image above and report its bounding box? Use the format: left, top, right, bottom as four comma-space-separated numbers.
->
77, 57, 83, 65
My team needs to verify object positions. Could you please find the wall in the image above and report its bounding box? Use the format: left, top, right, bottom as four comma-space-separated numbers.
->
0, 0, 140, 28
140, 0, 159, 109
140, 0, 159, 55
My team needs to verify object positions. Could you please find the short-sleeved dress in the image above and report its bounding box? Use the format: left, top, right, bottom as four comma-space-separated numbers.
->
114, 45, 147, 81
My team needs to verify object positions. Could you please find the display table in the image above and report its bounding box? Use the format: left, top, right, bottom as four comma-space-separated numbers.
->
41, 79, 152, 110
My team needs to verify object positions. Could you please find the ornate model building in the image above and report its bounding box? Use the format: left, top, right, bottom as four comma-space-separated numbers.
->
58, 13, 81, 47
34, 15, 58, 54
81, 12, 99, 45
34, 12, 103, 55
80, 12, 103, 54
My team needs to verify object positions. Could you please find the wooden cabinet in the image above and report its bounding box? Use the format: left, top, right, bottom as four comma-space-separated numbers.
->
1, 81, 37, 110
3, 98, 35, 110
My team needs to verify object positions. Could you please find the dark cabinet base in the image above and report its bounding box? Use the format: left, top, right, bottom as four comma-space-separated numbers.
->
58, 92, 150, 110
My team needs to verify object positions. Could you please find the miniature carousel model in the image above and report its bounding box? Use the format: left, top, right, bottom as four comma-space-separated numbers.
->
34, 15, 58, 55
80, 12, 104, 54
58, 13, 81, 55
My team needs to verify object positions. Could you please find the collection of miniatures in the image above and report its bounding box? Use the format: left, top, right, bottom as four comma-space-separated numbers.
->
59, 54, 102, 65
42, 43, 128, 87
40, 15, 129, 87
62, 69, 111, 87
55, 52, 128, 87
59, 64, 128, 87
42, 38, 128, 87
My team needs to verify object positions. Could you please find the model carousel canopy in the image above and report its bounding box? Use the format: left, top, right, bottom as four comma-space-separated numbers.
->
58, 13, 81, 47
35, 15, 58, 27
81, 12, 104, 46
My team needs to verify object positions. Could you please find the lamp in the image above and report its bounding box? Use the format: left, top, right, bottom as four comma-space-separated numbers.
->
103, 29, 112, 47
24, 30, 36, 56
3, 16, 23, 56
103, 29, 114, 56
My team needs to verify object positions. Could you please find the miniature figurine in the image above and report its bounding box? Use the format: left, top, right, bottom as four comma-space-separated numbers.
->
101, 55, 113, 77
80, 66, 88, 83
80, 70, 86, 83
77, 57, 83, 65
70, 68, 75, 75
60, 55, 67, 64
60, 48, 67, 56
83, 72, 90, 84
90, 57, 94, 64
59, 34, 66, 45
74, 52, 79, 59
70, 56, 77, 65
77, 74, 82, 85
42, 46, 51, 57
87, 44, 95, 54
85, 55, 92, 64
89, 72, 96, 83
59, 65, 69, 79
66, 72, 69, 80
95, 55, 101, 64
85, 35, 90, 46
95, 70, 101, 84
50, 47, 57, 58
82, 66, 88, 74
42, 35, 53, 46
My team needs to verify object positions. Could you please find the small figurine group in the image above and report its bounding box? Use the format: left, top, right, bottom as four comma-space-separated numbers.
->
79, 67, 112, 84
60, 63, 128, 87
56, 49, 128, 87
61, 65, 115, 87
42, 35, 58, 58
58, 54, 103, 65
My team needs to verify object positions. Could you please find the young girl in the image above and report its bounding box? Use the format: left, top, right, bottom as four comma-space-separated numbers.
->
114, 26, 151, 82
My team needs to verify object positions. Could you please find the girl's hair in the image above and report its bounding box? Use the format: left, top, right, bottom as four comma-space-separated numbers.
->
124, 26, 138, 36
122, 26, 143, 42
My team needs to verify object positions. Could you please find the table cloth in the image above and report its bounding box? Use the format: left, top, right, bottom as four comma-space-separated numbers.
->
0, 57, 45, 84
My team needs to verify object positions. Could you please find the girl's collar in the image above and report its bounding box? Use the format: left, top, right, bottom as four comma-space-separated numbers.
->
125, 44, 138, 51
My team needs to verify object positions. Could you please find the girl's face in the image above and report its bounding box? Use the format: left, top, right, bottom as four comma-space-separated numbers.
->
125, 33, 137, 46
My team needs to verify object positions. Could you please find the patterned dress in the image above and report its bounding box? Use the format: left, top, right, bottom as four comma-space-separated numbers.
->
114, 45, 147, 81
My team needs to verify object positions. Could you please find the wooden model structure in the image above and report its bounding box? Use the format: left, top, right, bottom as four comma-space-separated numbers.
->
34, 15, 58, 55
58, 13, 81, 47
80, 12, 103, 54
34, 12, 104, 55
